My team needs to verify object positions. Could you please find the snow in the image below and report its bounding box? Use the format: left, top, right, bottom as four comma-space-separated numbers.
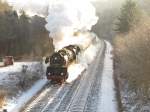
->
0, 63, 24, 81
0, 62, 39, 81
7, 79, 47, 112
98, 41, 118, 112
66, 34, 101, 83
0, 62, 46, 112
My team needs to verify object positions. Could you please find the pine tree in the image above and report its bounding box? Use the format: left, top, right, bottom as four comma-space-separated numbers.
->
115, 0, 140, 33
19, 11, 31, 55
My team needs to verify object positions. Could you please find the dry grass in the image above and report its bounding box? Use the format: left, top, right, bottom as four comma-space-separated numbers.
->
0, 90, 6, 108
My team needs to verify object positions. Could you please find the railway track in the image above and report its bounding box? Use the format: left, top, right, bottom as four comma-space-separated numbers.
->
22, 74, 83, 112
22, 82, 61, 112
22, 40, 105, 112
64, 41, 105, 112
84, 44, 105, 112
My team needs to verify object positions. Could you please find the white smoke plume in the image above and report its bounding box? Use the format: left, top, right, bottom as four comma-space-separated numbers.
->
45, 0, 98, 50
6, 0, 98, 49
6, 0, 101, 83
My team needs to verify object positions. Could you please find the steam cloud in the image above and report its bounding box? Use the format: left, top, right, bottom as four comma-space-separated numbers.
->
45, 0, 98, 48
6, 0, 98, 49
6, 0, 101, 82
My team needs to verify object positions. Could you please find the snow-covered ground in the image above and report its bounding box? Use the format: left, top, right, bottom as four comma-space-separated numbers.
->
0, 62, 46, 112
7, 79, 47, 112
0, 63, 25, 81
98, 41, 118, 112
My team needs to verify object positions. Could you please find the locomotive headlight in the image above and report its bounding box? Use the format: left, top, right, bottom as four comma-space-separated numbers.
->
61, 73, 64, 76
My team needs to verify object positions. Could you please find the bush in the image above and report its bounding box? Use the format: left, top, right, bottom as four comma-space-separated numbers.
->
16, 64, 42, 90
0, 90, 6, 108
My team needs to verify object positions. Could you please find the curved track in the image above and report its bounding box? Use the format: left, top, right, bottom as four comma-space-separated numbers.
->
22, 40, 105, 112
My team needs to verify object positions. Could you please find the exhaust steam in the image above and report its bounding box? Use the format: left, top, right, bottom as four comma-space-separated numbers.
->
5, 0, 101, 83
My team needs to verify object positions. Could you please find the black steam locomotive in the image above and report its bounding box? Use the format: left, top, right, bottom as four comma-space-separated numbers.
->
45, 45, 80, 84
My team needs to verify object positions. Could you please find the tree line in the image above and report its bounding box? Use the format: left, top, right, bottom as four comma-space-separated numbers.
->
114, 0, 150, 111
0, 1, 54, 60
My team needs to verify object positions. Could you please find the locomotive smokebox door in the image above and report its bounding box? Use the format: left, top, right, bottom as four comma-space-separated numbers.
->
46, 66, 68, 83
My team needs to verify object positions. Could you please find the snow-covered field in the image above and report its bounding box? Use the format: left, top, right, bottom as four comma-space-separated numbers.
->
0, 62, 46, 112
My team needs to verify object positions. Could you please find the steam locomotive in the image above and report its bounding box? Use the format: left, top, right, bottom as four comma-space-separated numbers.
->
45, 45, 80, 84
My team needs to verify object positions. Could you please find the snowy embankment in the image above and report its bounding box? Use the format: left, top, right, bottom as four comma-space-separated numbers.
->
7, 79, 47, 112
98, 41, 118, 112
0, 62, 47, 112
0, 63, 25, 81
